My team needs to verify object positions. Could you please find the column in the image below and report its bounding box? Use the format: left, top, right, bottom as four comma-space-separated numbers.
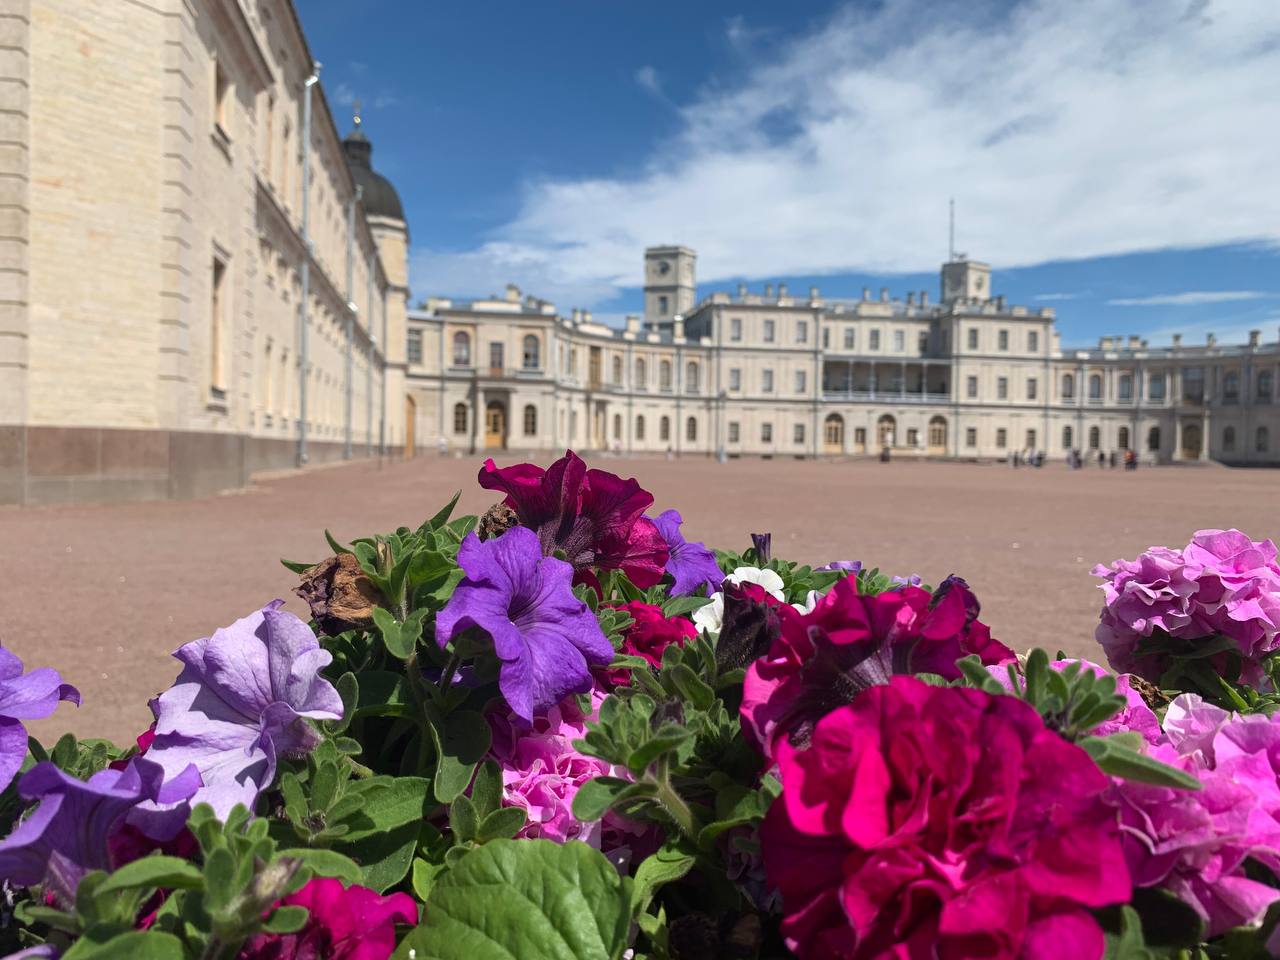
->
900, 361, 906, 401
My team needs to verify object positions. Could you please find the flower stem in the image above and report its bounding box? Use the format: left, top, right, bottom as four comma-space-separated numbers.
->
436, 654, 461, 696
651, 756, 699, 842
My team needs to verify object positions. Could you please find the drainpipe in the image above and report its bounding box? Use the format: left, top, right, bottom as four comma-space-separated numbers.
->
379, 284, 387, 460
344, 185, 361, 459
366, 251, 374, 456
297, 65, 320, 468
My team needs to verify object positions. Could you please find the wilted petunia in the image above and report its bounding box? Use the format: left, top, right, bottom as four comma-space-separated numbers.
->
0, 757, 199, 906
436, 527, 612, 724
144, 601, 343, 819
0, 648, 80, 792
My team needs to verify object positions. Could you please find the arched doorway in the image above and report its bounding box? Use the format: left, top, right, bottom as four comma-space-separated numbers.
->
404, 395, 416, 458
485, 401, 506, 450
823, 413, 844, 454
1181, 422, 1201, 459
927, 416, 947, 454
877, 414, 896, 449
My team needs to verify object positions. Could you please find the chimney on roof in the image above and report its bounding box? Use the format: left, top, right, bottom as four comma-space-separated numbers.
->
809, 285, 819, 300
906, 292, 915, 306
879, 287, 889, 302
571, 308, 582, 323
778, 282, 788, 298
1128, 335, 1141, 350
1249, 329, 1261, 347
582, 310, 592, 324
1207, 332, 1216, 348
920, 290, 929, 306
737, 282, 747, 298
1172, 333, 1182, 348
673, 316, 685, 339
995, 295, 1006, 311
861, 286, 870, 301
504, 283, 521, 303
764, 283, 774, 298
625, 314, 640, 334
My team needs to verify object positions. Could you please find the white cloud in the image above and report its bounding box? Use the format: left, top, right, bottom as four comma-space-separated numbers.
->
1034, 292, 1083, 301
1108, 291, 1272, 306
411, 0, 1280, 307
634, 65, 663, 97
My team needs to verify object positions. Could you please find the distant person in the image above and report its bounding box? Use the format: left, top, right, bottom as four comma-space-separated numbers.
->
666, 446, 674, 461
1035, 450, 1045, 468
1012, 451, 1019, 468
1097, 451, 1105, 469
880, 445, 891, 463
1109, 451, 1118, 469
1124, 449, 1137, 471
611, 437, 622, 456
436, 436, 448, 457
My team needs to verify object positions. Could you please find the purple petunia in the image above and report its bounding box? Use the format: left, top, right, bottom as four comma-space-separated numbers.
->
0, 648, 80, 792
0, 757, 199, 905
436, 527, 612, 724
651, 510, 724, 597
144, 601, 343, 819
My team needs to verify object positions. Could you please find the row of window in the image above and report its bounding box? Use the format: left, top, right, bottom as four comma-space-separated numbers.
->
958, 424, 1273, 455
964, 328, 1040, 353
727, 368, 806, 393
727, 317, 808, 344
1061, 370, 1274, 403
966, 376, 1039, 401
448, 332, 542, 370
726, 422, 807, 444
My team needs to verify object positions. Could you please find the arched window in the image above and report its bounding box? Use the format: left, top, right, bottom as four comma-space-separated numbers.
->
522, 335, 540, 370
612, 356, 623, 385
1088, 374, 1102, 400
927, 416, 946, 448
1118, 426, 1130, 450
1257, 426, 1270, 453
660, 416, 670, 442
635, 358, 647, 388
452, 331, 471, 366
1224, 426, 1236, 452
659, 360, 672, 391
636, 415, 646, 441
1258, 371, 1273, 401
523, 404, 537, 436
824, 413, 844, 447
876, 414, 896, 448
1088, 426, 1100, 449
453, 403, 467, 435
613, 413, 622, 439
686, 417, 697, 442
686, 362, 699, 393
1061, 373, 1075, 400
1147, 426, 1160, 451
1062, 425, 1073, 449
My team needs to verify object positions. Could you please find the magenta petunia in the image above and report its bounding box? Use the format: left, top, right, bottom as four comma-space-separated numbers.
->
478, 450, 669, 588
435, 527, 613, 724
604, 601, 696, 688
0, 647, 80, 792
238, 877, 417, 960
760, 676, 1130, 959
741, 576, 1014, 761
144, 601, 343, 819
1094, 529, 1280, 684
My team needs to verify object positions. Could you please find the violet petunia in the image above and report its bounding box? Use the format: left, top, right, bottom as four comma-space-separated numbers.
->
144, 601, 343, 820
651, 510, 724, 597
0, 648, 80, 792
479, 451, 669, 588
817, 560, 862, 575
436, 528, 612, 724
0, 757, 199, 906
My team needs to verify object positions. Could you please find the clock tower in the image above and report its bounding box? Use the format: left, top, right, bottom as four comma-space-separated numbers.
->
643, 245, 697, 330
941, 258, 991, 303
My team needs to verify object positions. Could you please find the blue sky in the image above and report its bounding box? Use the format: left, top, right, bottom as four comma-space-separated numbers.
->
298, 0, 1280, 348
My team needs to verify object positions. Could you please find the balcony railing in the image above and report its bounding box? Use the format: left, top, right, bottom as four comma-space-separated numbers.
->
821, 390, 950, 403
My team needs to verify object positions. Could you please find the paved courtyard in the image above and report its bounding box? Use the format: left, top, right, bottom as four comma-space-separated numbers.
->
4, 454, 1278, 744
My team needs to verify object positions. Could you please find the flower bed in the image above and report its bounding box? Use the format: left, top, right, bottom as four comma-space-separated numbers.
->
1, 451, 1279, 958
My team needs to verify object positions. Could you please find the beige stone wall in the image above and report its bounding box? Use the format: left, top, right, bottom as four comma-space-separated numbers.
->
0, 0, 29, 429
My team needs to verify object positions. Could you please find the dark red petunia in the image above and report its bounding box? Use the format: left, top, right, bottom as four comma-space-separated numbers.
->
604, 602, 697, 687
479, 450, 668, 587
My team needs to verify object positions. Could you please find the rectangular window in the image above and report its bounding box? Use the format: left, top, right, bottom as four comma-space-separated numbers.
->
794, 370, 807, 393
906, 428, 918, 446
489, 342, 504, 373
763, 320, 776, 343
918, 331, 929, 354
210, 256, 227, 394
1149, 373, 1165, 400
796, 320, 809, 343
406, 329, 422, 364
730, 317, 742, 341
996, 428, 1007, 448
762, 369, 774, 392
728, 422, 740, 443
1182, 367, 1205, 404
794, 423, 805, 444
213, 57, 232, 138
869, 330, 881, 351
761, 423, 773, 443
1026, 378, 1037, 400
966, 427, 977, 447
967, 328, 978, 350
844, 328, 855, 350
997, 377, 1008, 400
823, 328, 829, 349
998, 329, 1009, 351
893, 330, 905, 352
967, 375, 978, 398
729, 368, 741, 391
1028, 330, 1039, 352
1026, 429, 1037, 450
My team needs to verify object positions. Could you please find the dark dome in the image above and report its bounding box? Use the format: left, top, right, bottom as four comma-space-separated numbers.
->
343, 124, 404, 222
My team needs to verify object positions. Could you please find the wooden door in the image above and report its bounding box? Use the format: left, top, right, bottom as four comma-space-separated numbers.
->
485, 402, 506, 450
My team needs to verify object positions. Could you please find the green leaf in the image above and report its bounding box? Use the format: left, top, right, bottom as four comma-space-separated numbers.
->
262, 904, 310, 934
630, 842, 695, 914
281, 558, 314, 574
450, 794, 479, 843
96, 856, 203, 896
571, 776, 634, 822
328, 672, 359, 734
336, 820, 420, 893
470, 760, 503, 818
661, 595, 713, 619
476, 807, 526, 842
61, 929, 184, 960
1081, 736, 1202, 790
412, 857, 448, 900
373, 607, 424, 660
202, 846, 237, 914
1128, 887, 1206, 948
392, 839, 631, 960
625, 728, 692, 774
427, 707, 492, 803
353, 670, 415, 719
325, 529, 353, 555
424, 491, 463, 531
334, 777, 430, 841
277, 847, 364, 886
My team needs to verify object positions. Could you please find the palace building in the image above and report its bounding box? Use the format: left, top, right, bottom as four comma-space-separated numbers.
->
405, 247, 1280, 466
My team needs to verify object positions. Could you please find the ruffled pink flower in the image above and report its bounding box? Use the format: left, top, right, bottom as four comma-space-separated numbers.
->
742, 577, 1014, 762
1107, 694, 1280, 937
238, 877, 417, 960
603, 602, 695, 687
486, 688, 636, 848
1094, 529, 1280, 684
760, 676, 1130, 960
478, 450, 669, 588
